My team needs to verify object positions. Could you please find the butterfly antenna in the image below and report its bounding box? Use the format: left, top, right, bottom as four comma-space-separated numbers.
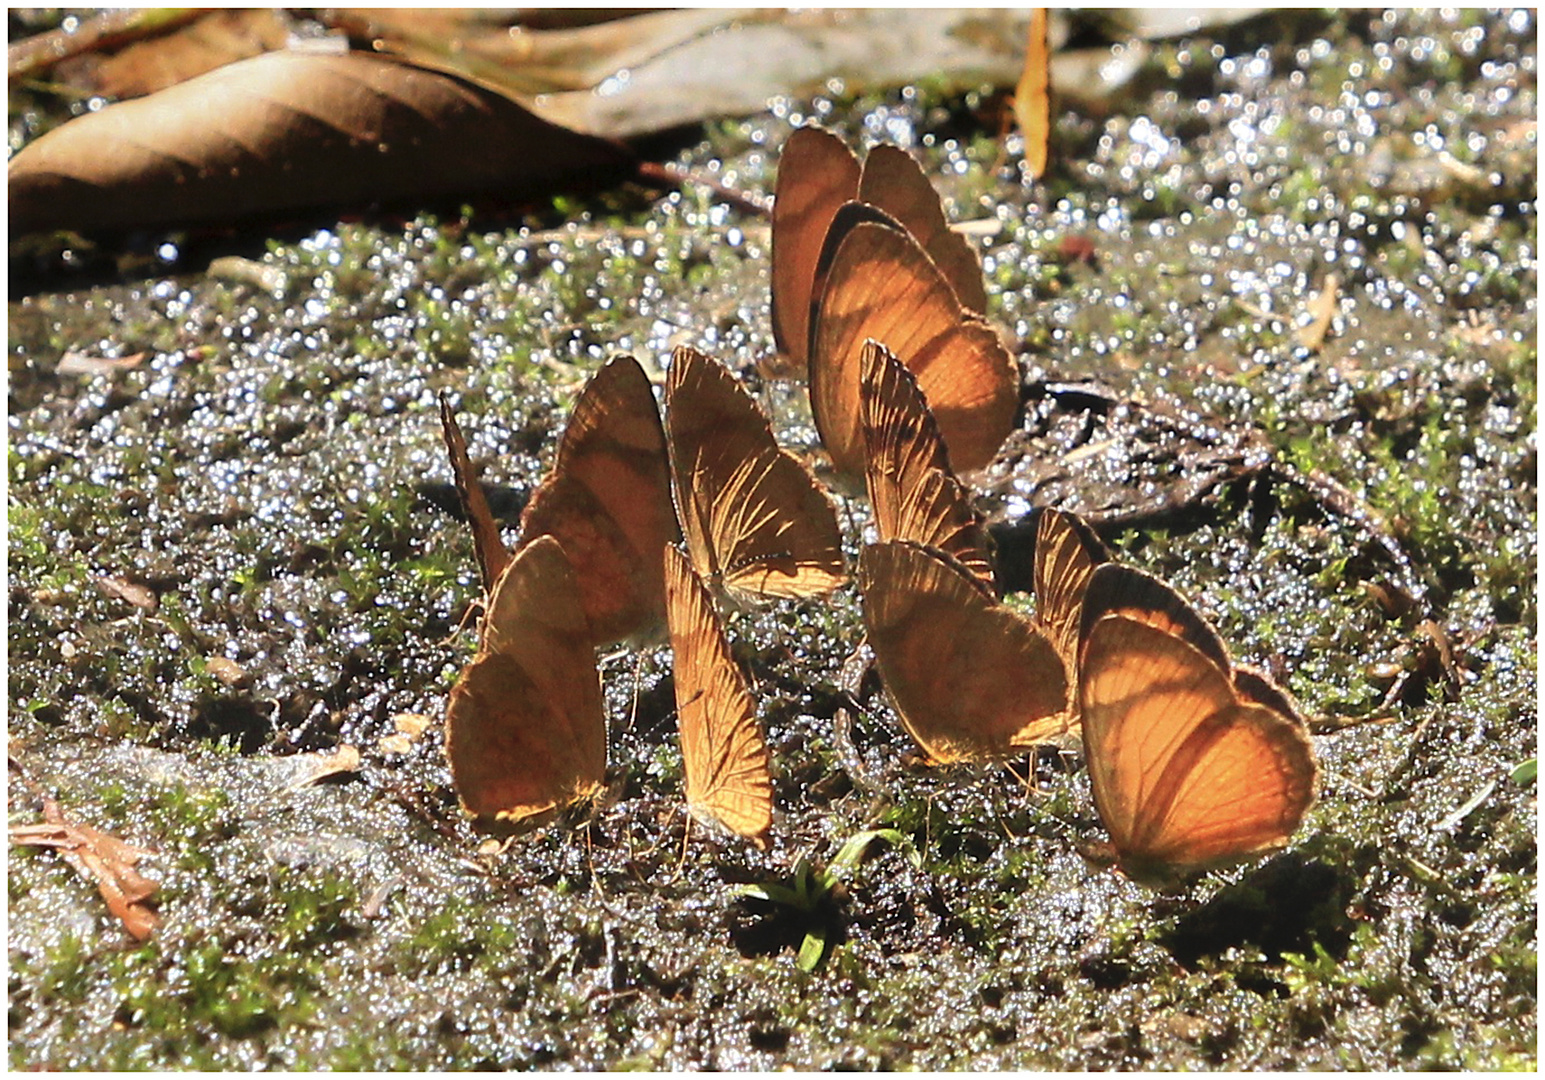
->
625, 649, 646, 734
664, 810, 694, 885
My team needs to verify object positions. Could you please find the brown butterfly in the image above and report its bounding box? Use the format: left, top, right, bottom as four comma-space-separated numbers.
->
664, 345, 846, 601
443, 535, 607, 830
1031, 508, 1111, 680
771, 126, 988, 368
441, 356, 679, 648
860, 339, 996, 594
858, 539, 1070, 764
663, 543, 774, 847
810, 202, 1019, 480
1077, 563, 1319, 887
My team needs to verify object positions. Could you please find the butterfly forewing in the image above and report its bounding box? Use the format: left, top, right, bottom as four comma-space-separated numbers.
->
1032, 508, 1110, 673
812, 210, 1018, 479
665, 346, 846, 600
1079, 562, 1230, 671
860, 340, 995, 592
771, 126, 863, 366
444, 536, 607, 829
1078, 614, 1318, 886
663, 545, 773, 846
439, 397, 513, 596
858, 145, 988, 314
517, 355, 680, 648
858, 540, 1069, 763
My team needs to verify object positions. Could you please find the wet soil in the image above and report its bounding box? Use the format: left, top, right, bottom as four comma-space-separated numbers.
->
7, 8, 1537, 1070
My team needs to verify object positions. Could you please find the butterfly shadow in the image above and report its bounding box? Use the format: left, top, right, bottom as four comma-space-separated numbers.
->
1156, 851, 1357, 977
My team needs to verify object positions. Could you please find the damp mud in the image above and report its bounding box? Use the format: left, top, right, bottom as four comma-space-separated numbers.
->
7, 9, 1536, 1070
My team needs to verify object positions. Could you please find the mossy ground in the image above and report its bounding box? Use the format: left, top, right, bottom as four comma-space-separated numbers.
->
8, 9, 1536, 1070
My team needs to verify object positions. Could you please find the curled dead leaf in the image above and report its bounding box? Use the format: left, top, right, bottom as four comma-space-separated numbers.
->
8, 50, 634, 237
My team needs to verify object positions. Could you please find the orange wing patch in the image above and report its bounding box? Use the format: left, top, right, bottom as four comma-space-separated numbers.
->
858, 539, 1069, 764
663, 544, 774, 847
810, 205, 1018, 480
444, 536, 607, 830
860, 340, 996, 594
665, 345, 846, 601
518, 354, 681, 648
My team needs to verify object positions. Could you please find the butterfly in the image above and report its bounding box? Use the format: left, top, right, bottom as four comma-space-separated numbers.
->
859, 339, 996, 594
664, 344, 846, 601
1076, 562, 1320, 887
440, 355, 680, 648
663, 543, 774, 847
809, 201, 1019, 480
443, 535, 607, 829
771, 125, 988, 369
858, 539, 1070, 764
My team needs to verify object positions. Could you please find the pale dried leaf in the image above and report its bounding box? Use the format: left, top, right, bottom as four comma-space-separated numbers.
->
281, 745, 362, 792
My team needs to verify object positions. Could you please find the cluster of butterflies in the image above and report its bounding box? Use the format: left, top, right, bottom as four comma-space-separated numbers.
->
437, 127, 1320, 888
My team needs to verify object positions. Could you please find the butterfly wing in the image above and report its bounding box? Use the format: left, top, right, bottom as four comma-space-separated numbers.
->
858, 540, 1069, 763
518, 355, 680, 647
1031, 508, 1110, 674
439, 396, 512, 595
444, 536, 607, 828
858, 144, 988, 314
1079, 614, 1319, 886
663, 544, 773, 846
771, 125, 863, 367
665, 346, 846, 600
811, 206, 1018, 479
860, 340, 996, 593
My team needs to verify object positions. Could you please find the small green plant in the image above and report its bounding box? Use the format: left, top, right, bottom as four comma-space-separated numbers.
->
734, 828, 919, 972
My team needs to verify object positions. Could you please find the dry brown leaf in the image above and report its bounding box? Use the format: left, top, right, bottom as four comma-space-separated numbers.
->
8, 50, 634, 237
96, 575, 158, 612
1015, 9, 1052, 180
89, 9, 292, 100
10, 801, 161, 941
204, 656, 250, 688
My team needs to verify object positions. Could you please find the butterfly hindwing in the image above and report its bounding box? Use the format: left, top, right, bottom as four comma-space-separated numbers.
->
444, 536, 607, 829
859, 539, 1069, 763
663, 544, 773, 846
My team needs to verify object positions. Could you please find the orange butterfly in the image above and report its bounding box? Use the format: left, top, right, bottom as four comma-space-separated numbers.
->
771, 125, 988, 368
443, 535, 607, 829
440, 356, 680, 648
663, 544, 774, 847
859, 339, 996, 594
858, 539, 1070, 764
1077, 563, 1319, 887
664, 345, 846, 601
809, 202, 1019, 480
